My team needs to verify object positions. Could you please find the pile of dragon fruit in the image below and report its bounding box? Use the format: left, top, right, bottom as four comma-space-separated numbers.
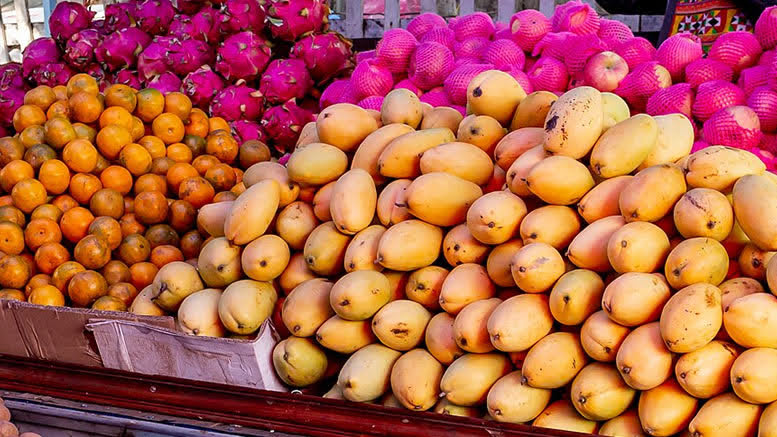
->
0, 0, 354, 151
320, 1, 777, 170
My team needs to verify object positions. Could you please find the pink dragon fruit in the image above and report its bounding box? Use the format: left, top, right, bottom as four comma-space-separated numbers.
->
210, 82, 265, 121
692, 80, 745, 122
356, 50, 376, 64
407, 13, 447, 39
552, 0, 600, 35
393, 79, 421, 95
444, 63, 493, 105
170, 8, 222, 43
709, 31, 763, 74
615, 61, 672, 112
482, 39, 525, 71
170, 39, 215, 76
532, 32, 575, 60
613, 37, 656, 70
454, 37, 491, 60
230, 120, 266, 144
451, 12, 494, 41
702, 106, 762, 149
133, 0, 176, 35
220, 0, 266, 34
290, 33, 354, 83
408, 42, 454, 91
174, 0, 205, 14
104, 3, 134, 33
509, 9, 550, 53
645, 83, 694, 119
375, 28, 417, 73
756, 6, 777, 50
738, 65, 770, 96
655, 33, 702, 82
598, 18, 633, 46
0, 87, 24, 127
147, 72, 182, 93
112, 69, 143, 89
32, 63, 74, 87
216, 32, 272, 81
747, 86, 777, 132
358, 96, 384, 111
527, 57, 569, 92
351, 59, 394, 101
84, 64, 108, 88
0, 63, 25, 91
65, 29, 102, 70
266, 0, 328, 41
183, 65, 225, 109
22, 38, 61, 77
565, 34, 609, 75
262, 99, 315, 151
420, 27, 455, 51
137, 36, 176, 82
319, 79, 357, 109
419, 87, 451, 107
507, 68, 534, 94
49, 2, 95, 43
684, 58, 733, 88
259, 59, 313, 104
96, 27, 152, 72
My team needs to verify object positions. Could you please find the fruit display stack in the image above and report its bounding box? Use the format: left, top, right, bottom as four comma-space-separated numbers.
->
134, 68, 777, 436
321, 2, 777, 172
0, 74, 273, 312
0, 0, 354, 152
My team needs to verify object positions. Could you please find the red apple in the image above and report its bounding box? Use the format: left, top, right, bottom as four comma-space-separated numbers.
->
583, 51, 629, 92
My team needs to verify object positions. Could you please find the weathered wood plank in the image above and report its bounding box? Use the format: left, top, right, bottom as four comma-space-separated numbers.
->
539, 0, 554, 18
384, 0, 400, 30
420, 0, 436, 13
0, 9, 9, 63
460, 0, 475, 15
344, 0, 364, 38
640, 15, 664, 32
497, 0, 515, 23
12, 0, 33, 49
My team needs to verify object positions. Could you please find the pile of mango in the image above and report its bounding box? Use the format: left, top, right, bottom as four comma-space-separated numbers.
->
135, 69, 777, 435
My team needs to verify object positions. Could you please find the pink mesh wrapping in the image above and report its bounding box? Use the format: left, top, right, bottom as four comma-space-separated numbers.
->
684, 58, 734, 88
393, 78, 422, 95
451, 12, 495, 41
455, 57, 481, 67
319, 79, 356, 109
691, 140, 710, 153
738, 65, 770, 96
419, 87, 451, 107
524, 56, 538, 71
598, 18, 633, 46
443, 63, 493, 105
494, 27, 512, 40
507, 68, 534, 94
408, 41, 455, 90
761, 133, 777, 155
703, 106, 762, 149
494, 21, 508, 33
527, 56, 569, 92
759, 49, 776, 66
568, 74, 586, 89
407, 13, 447, 40
709, 31, 763, 74
351, 59, 394, 100
755, 6, 777, 50
376, 28, 418, 73
692, 80, 745, 122
655, 33, 703, 81
613, 37, 656, 70
646, 82, 694, 119
748, 147, 777, 170
483, 39, 526, 71
356, 50, 376, 64
747, 86, 777, 132
419, 27, 456, 51
452, 105, 467, 116
509, 9, 551, 53
565, 34, 608, 75
552, 1, 600, 35
358, 95, 384, 111
532, 31, 575, 59
614, 61, 671, 112
454, 37, 491, 60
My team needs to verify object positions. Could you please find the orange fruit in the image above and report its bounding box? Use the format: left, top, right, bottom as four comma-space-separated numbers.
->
119, 233, 151, 265
24, 218, 61, 251
205, 163, 237, 191
208, 117, 229, 133
12, 104, 47, 132
130, 116, 145, 141
52, 85, 68, 101
166, 142, 193, 163
180, 230, 204, 260
104, 84, 138, 112
134, 173, 168, 195
145, 224, 180, 248
38, 159, 71, 195
107, 281, 138, 306
164, 92, 192, 121
52, 194, 79, 213
68, 270, 108, 307
178, 176, 215, 209
186, 108, 210, 137
0, 222, 25, 255
150, 245, 184, 268
24, 143, 57, 171
46, 100, 71, 120
88, 216, 123, 250
135, 88, 165, 122
152, 113, 185, 144
100, 166, 133, 195
151, 156, 174, 175
19, 125, 46, 148
0, 160, 34, 193
62, 139, 98, 173
51, 260, 85, 291
166, 163, 199, 193
99, 106, 134, 130
74, 234, 111, 269
72, 122, 97, 142
192, 154, 220, 176
31, 204, 63, 222
134, 191, 169, 225
213, 191, 237, 202
26, 273, 52, 297
239, 140, 271, 169
119, 213, 146, 237
66, 73, 99, 97
0, 205, 25, 227
11, 178, 47, 213
44, 117, 77, 149
138, 135, 167, 158
68, 91, 103, 123
89, 188, 125, 219
69, 172, 102, 205
60, 206, 95, 243
24, 85, 57, 111
0, 137, 25, 167
205, 130, 239, 164
96, 124, 133, 160
119, 143, 153, 176
169, 199, 196, 233
0, 255, 31, 289
28, 285, 66, 306
129, 261, 158, 291
102, 260, 131, 285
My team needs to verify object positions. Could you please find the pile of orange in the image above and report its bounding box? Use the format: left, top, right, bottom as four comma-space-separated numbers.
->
0, 74, 271, 311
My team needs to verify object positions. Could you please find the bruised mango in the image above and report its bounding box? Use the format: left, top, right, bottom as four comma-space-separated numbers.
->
543, 86, 603, 159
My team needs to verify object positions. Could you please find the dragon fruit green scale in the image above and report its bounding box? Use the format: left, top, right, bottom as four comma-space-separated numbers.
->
215, 31, 272, 81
